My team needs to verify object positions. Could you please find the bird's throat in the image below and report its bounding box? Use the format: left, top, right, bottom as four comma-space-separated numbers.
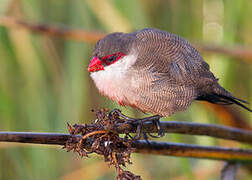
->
90, 53, 138, 105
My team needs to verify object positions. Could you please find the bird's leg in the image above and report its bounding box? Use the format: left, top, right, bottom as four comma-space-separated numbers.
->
135, 115, 164, 138
109, 109, 165, 138
109, 109, 144, 140
148, 118, 165, 138
133, 122, 142, 140
110, 117, 149, 141
133, 115, 165, 138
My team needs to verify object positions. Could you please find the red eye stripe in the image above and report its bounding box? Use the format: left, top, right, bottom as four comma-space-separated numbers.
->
102, 52, 126, 65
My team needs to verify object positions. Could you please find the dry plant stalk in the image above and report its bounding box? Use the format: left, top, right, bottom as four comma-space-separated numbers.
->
61, 108, 252, 179
63, 109, 141, 180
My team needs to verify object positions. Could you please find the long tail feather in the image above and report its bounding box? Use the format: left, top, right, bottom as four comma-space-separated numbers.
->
216, 94, 252, 112
196, 93, 252, 112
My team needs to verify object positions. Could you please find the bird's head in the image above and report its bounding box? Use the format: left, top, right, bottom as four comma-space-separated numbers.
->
88, 32, 136, 72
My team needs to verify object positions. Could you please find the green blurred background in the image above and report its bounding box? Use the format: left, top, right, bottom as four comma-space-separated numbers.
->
0, 0, 252, 179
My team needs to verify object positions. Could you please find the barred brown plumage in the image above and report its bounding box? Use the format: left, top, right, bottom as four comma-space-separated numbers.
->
88, 28, 252, 119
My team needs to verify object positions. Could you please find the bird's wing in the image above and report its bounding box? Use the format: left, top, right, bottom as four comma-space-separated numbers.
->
133, 81, 197, 116
133, 28, 217, 88
128, 29, 252, 115
128, 28, 220, 116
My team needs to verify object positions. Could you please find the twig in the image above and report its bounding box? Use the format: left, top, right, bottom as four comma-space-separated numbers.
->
1, 16, 252, 62
81, 130, 107, 140
1, 119, 252, 145
194, 43, 252, 63
0, 132, 252, 162
0, 132, 68, 145
0, 16, 104, 43
202, 103, 252, 130
221, 162, 240, 180
113, 121, 252, 145
133, 141, 252, 162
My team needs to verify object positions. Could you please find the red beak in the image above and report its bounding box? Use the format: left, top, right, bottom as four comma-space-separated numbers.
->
88, 57, 104, 72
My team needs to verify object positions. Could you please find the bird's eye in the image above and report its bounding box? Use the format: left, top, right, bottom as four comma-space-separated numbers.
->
106, 56, 117, 62
102, 52, 125, 65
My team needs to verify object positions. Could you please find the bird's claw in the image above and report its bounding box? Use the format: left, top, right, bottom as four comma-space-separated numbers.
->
108, 109, 165, 139
147, 119, 165, 138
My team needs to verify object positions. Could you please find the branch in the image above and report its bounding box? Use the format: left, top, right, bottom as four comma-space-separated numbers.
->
0, 132, 252, 162
1, 16, 252, 62
194, 43, 252, 63
202, 103, 252, 130
0, 132, 68, 145
114, 121, 252, 145
133, 141, 252, 162
1, 119, 252, 145
221, 162, 240, 180
0, 16, 104, 43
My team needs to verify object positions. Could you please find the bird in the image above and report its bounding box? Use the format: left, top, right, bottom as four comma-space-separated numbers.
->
88, 28, 251, 136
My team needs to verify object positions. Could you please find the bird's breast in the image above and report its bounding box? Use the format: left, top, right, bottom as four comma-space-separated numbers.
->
90, 53, 139, 106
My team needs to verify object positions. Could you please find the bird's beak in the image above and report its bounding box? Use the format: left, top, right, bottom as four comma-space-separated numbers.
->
88, 57, 104, 72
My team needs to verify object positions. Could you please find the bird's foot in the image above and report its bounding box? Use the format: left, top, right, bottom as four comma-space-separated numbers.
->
133, 116, 165, 139
147, 119, 165, 138
109, 109, 165, 139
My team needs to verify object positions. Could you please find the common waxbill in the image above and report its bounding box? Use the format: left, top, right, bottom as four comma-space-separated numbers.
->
88, 28, 251, 118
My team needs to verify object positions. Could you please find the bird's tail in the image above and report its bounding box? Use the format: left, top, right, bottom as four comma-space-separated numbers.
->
196, 86, 252, 112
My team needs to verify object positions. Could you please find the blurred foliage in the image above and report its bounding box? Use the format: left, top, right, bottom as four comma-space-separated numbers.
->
0, 0, 252, 179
